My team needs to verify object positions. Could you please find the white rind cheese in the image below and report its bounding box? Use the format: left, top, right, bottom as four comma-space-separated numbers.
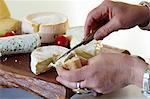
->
31, 46, 69, 75
66, 26, 102, 56
22, 12, 68, 43
0, 33, 41, 56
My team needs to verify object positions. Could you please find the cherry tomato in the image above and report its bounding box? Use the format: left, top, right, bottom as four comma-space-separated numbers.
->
55, 35, 70, 48
4, 31, 15, 37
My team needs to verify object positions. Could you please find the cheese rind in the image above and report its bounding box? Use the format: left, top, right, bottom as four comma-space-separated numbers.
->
22, 12, 68, 43
31, 46, 69, 75
0, 18, 21, 36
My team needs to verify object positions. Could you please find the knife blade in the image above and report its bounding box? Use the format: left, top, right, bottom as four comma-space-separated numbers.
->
57, 32, 95, 61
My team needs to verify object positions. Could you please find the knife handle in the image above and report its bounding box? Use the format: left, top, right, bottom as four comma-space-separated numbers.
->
82, 32, 95, 45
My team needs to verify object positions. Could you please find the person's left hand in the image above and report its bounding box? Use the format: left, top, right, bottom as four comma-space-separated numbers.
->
56, 53, 147, 94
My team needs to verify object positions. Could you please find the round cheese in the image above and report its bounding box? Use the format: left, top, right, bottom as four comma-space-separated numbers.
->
22, 12, 68, 43
31, 45, 69, 75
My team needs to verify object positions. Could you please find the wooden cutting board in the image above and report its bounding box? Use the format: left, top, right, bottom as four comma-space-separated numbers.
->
0, 45, 130, 99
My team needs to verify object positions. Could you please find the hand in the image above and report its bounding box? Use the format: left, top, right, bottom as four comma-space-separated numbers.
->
56, 53, 148, 94
85, 0, 150, 40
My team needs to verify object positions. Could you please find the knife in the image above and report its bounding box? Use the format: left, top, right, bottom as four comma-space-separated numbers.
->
57, 32, 95, 61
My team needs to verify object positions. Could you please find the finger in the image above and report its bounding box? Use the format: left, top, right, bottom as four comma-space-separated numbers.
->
93, 88, 103, 94
56, 65, 88, 82
79, 56, 88, 66
84, 3, 108, 37
94, 17, 120, 40
80, 80, 93, 89
56, 76, 76, 89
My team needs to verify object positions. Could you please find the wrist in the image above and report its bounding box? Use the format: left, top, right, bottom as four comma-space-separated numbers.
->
138, 5, 150, 27
138, 1, 150, 29
130, 56, 148, 87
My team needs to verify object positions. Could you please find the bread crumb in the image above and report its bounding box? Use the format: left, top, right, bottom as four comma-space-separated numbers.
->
15, 59, 18, 62
2, 57, 7, 62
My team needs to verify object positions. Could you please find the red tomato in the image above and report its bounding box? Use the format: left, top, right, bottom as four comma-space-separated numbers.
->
55, 35, 70, 47
4, 31, 15, 37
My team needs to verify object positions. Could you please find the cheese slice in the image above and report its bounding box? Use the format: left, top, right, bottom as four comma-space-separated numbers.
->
22, 12, 68, 43
31, 46, 69, 75
0, 0, 10, 19
66, 26, 103, 56
0, 18, 21, 36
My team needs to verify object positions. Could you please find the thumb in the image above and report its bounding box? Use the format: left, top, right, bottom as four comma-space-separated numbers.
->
94, 17, 120, 40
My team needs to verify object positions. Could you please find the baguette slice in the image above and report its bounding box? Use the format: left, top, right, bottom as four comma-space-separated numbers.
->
31, 46, 69, 75
50, 51, 88, 70
22, 12, 68, 43
62, 56, 89, 70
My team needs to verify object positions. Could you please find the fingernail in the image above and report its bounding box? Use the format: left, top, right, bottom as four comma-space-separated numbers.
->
94, 33, 99, 40
56, 77, 60, 82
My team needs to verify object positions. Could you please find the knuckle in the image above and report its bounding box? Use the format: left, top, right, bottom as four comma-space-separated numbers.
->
87, 11, 93, 19
115, 17, 124, 28
103, 0, 112, 6
65, 74, 72, 81
101, 26, 109, 35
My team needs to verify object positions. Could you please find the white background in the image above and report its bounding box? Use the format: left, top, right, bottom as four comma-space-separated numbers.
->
5, 0, 150, 58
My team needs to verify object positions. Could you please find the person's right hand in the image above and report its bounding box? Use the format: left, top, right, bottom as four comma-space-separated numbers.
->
85, 0, 150, 40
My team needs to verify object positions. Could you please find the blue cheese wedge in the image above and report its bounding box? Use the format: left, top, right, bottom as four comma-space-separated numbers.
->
0, 33, 41, 56
31, 46, 69, 75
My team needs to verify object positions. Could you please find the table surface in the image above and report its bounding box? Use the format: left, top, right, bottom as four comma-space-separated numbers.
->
0, 85, 147, 99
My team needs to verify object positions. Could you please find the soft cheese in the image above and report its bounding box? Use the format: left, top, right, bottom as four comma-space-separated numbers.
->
31, 46, 69, 75
22, 12, 68, 43
66, 26, 103, 56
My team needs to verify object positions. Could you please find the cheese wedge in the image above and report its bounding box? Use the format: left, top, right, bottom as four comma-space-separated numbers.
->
31, 46, 69, 75
0, 18, 21, 36
66, 26, 103, 56
0, 0, 10, 19
22, 12, 68, 43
